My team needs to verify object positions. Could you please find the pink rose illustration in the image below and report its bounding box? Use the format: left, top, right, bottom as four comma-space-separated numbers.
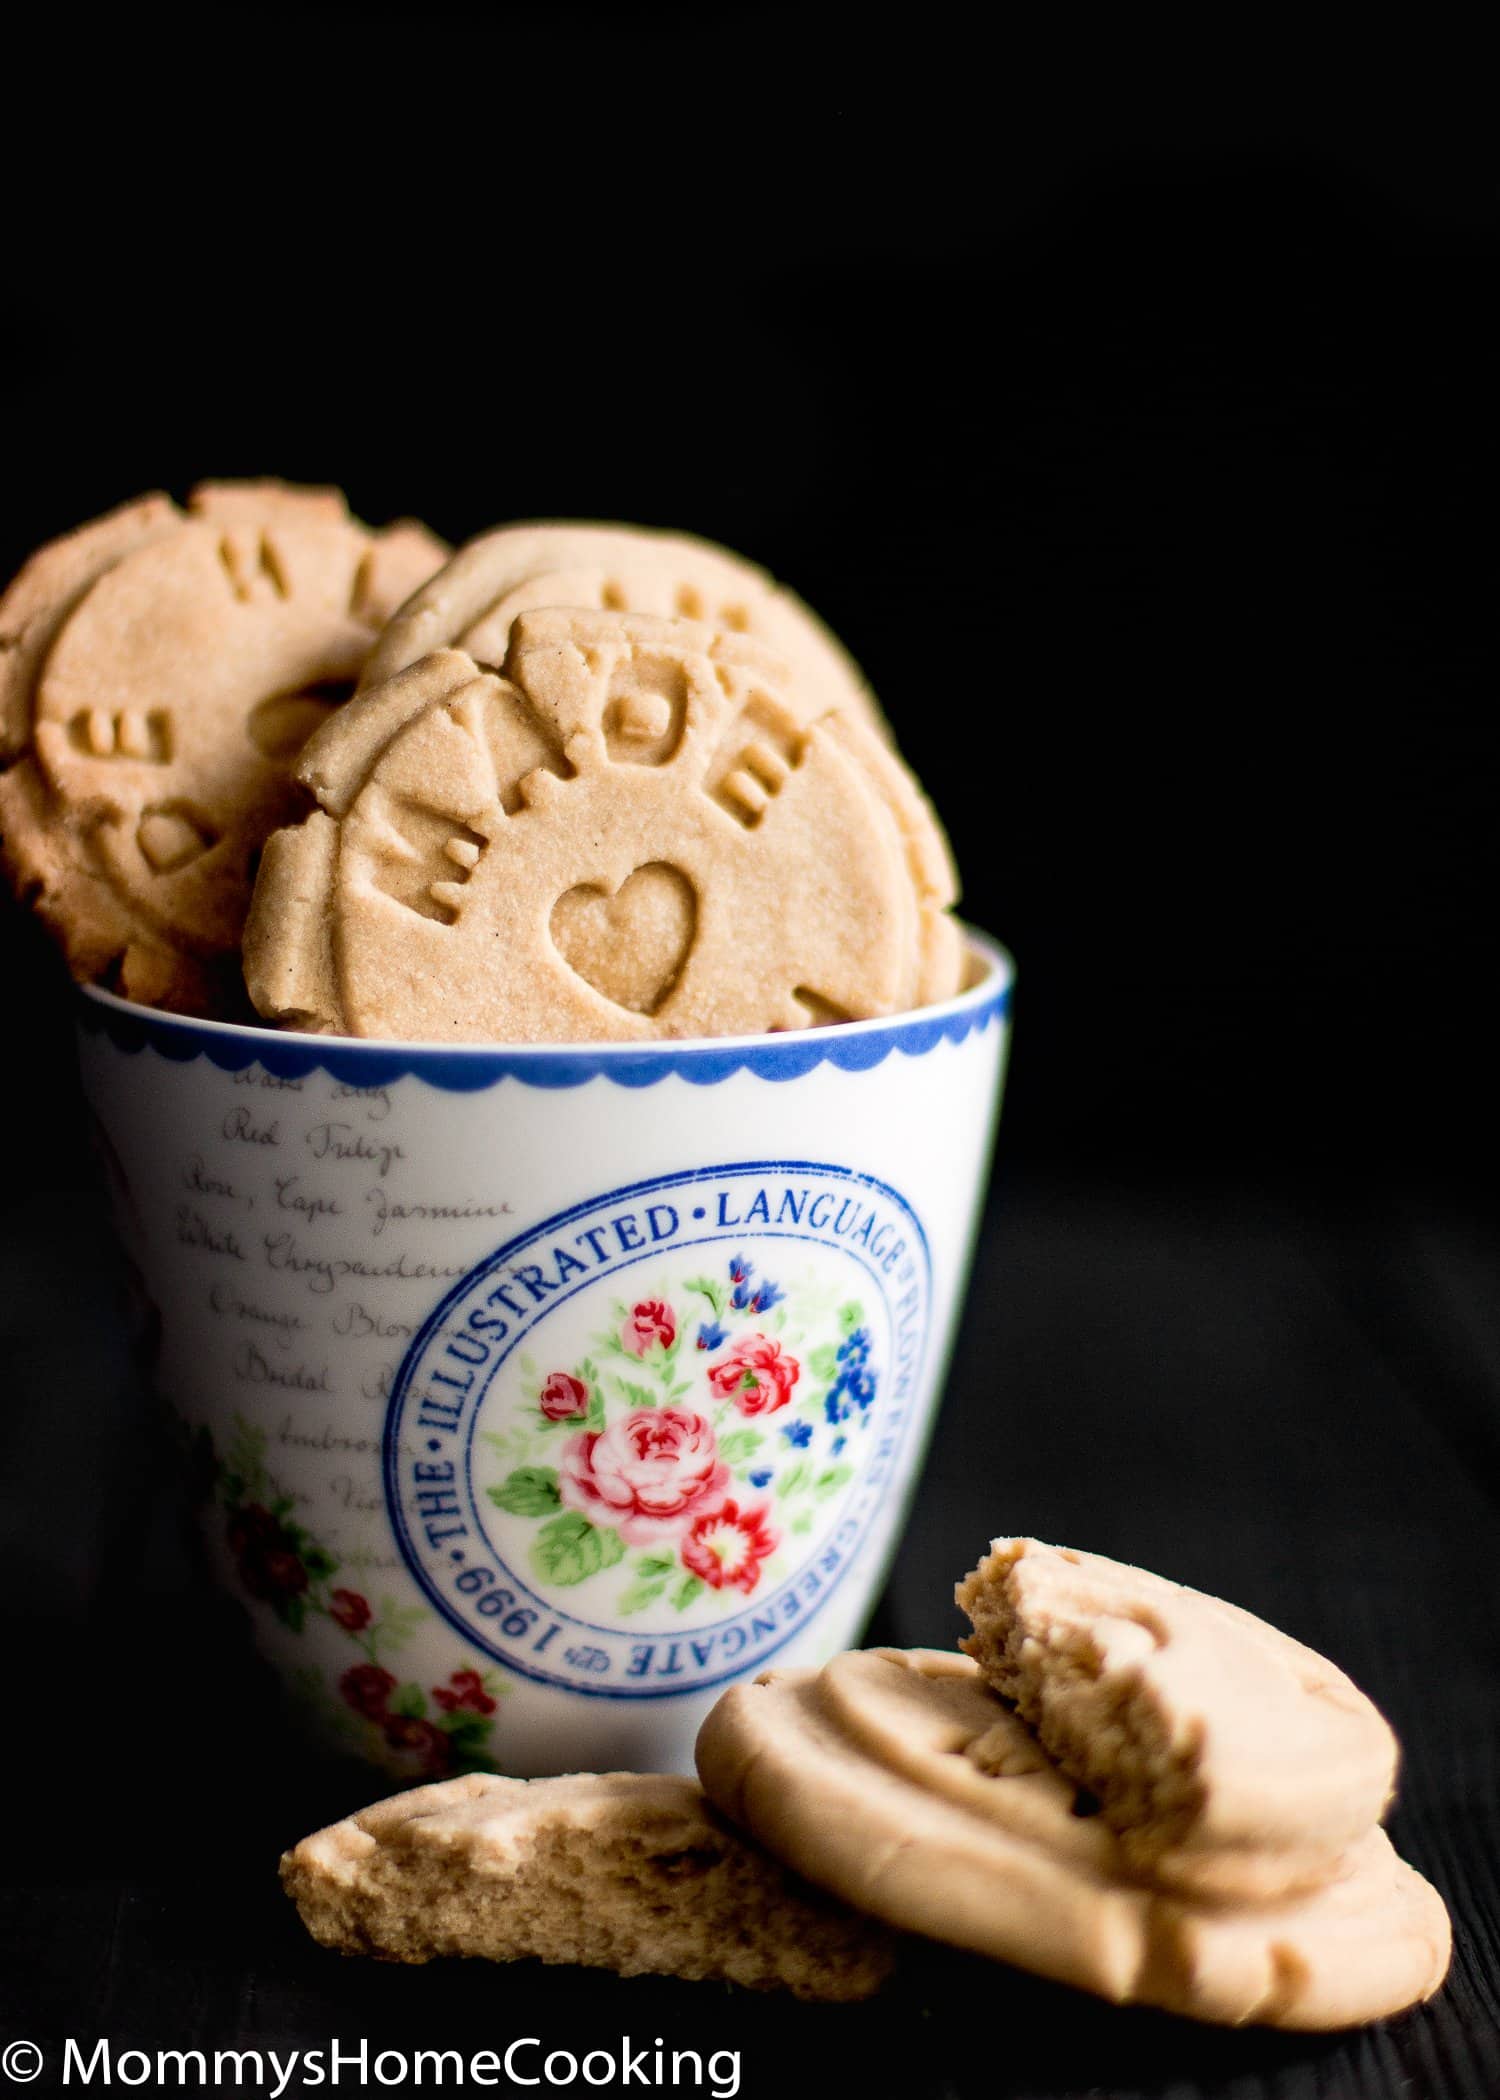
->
680, 1499, 779, 1594
559, 1407, 729, 1546
539, 1371, 590, 1421
621, 1299, 676, 1357
706, 1335, 800, 1416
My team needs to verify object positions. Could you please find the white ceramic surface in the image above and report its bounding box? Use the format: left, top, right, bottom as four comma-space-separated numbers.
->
75, 935, 1012, 1778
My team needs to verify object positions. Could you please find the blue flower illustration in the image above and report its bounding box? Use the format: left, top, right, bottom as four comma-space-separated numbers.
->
696, 1319, 729, 1352
748, 1468, 773, 1489
823, 1328, 877, 1425
749, 1278, 784, 1314
728, 1254, 753, 1286
781, 1420, 813, 1447
832, 1434, 847, 1456
730, 1278, 754, 1311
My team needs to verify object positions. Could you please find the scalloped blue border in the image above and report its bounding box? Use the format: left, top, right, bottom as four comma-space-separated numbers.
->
74, 934, 1012, 1093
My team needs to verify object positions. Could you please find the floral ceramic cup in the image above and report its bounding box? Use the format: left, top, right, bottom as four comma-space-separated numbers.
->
76, 933, 1012, 1780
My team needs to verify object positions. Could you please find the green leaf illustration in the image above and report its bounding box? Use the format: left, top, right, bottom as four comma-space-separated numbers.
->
808, 1343, 839, 1380
277, 1594, 306, 1634
791, 1511, 814, 1535
666, 1381, 693, 1402
814, 1464, 855, 1499
390, 1682, 426, 1719
636, 1555, 675, 1578
531, 1513, 626, 1586
613, 1379, 657, 1410
479, 1427, 532, 1465
373, 1599, 428, 1649
777, 1461, 811, 1499
226, 1414, 268, 1500
436, 1713, 492, 1750
719, 1429, 764, 1467
619, 1579, 669, 1615
671, 1574, 705, 1611
838, 1301, 864, 1334
685, 1275, 727, 1318
487, 1467, 561, 1516
519, 1353, 538, 1378
301, 1547, 337, 1580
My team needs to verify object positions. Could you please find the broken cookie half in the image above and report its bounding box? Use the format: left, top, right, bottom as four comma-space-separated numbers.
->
281, 1769, 895, 2002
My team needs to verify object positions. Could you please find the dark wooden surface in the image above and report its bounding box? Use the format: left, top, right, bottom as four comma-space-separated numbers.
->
2, 1163, 1496, 2100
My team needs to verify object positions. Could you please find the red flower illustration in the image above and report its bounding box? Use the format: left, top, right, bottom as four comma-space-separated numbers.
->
227, 1503, 310, 1602
226, 1503, 279, 1557
560, 1407, 729, 1546
384, 1714, 452, 1778
244, 1547, 308, 1601
340, 1663, 397, 1718
706, 1335, 800, 1416
539, 1371, 590, 1422
432, 1667, 497, 1716
329, 1588, 372, 1632
621, 1299, 676, 1358
680, 1500, 779, 1594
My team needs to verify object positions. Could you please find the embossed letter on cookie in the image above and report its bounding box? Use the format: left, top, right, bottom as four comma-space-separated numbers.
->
244, 610, 958, 1042
0, 483, 446, 1014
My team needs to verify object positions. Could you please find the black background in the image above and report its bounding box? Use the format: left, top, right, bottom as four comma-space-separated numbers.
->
1, 9, 1496, 1191
1, 12, 1497, 2100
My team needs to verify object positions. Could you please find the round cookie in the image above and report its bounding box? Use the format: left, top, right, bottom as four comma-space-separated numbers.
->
245, 607, 960, 1041
357, 519, 882, 731
956, 1538, 1400, 1901
0, 482, 447, 1014
695, 1648, 1451, 2029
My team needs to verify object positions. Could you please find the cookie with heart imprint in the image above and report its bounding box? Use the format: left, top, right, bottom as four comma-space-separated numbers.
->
244, 607, 960, 1041
696, 1648, 1451, 2029
0, 482, 447, 1015
357, 519, 883, 731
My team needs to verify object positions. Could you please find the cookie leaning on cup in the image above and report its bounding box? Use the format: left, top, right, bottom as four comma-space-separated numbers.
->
0, 482, 446, 1015
245, 606, 960, 1040
695, 1645, 1451, 2029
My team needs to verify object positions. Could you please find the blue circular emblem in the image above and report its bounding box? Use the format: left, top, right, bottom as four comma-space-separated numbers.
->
383, 1160, 932, 1698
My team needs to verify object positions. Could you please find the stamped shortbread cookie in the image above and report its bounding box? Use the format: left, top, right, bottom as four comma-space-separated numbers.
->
358, 520, 881, 730
245, 607, 960, 1040
956, 1539, 1400, 1902
695, 1648, 1450, 2028
0, 483, 446, 1014
281, 1769, 895, 2001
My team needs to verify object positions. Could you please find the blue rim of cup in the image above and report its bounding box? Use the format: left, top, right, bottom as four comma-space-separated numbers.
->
74, 927, 1013, 1093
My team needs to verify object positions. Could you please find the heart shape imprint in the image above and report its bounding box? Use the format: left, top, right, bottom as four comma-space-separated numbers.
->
550, 862, 697, 1015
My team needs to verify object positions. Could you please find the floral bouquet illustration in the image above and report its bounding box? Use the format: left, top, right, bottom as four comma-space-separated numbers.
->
482, 1253, 880, 1618
209, 1414, 505, 1776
